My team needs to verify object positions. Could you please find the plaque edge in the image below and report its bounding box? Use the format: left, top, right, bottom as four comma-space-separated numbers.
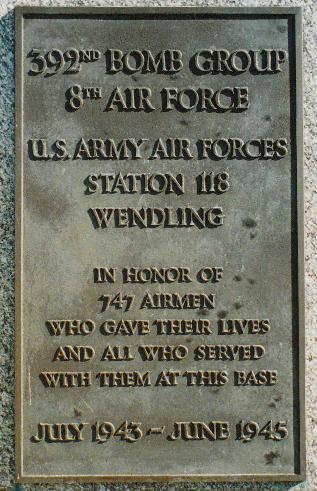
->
15, 4, 24, 485
15, 473, 306, 484
295, 5, 306, 484
15, 5, 302, 16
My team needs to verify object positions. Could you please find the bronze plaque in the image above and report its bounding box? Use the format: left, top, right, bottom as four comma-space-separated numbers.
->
15, 7, 305, 482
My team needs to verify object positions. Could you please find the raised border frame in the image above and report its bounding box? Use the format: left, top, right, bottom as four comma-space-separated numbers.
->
15, 6, 305, 483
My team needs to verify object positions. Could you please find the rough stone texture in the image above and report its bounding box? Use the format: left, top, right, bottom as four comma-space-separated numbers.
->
0, 0, 315, 489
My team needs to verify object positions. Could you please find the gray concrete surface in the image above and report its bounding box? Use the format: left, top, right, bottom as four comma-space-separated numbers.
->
0, 0, 315, 489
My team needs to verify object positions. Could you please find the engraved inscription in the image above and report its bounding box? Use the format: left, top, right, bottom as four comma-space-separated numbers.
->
17, 8, 303, 482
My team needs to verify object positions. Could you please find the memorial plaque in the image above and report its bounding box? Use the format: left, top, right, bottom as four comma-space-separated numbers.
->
15, 7, 305, 482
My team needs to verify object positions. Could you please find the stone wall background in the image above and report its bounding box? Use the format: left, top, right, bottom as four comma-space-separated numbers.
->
0, 0, 315, 489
